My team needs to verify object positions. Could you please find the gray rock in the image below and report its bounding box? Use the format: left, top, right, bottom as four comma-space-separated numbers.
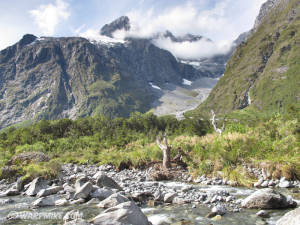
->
261, 180, 269, 187
25, 177, 48, 196
241, 188, 297, 209
172, 197, 189, 204
96, 173, 122, 191
212, 204, 226, 215
3, 188, 19, 196
276, 207, 300, 225
32, 196, 57, 207
86, 198, 100, 205
90, 188, 113, 200
254, 178, 263, 187
93, 201, 150, 225
279, 180, 292, 188
164, 192, 177, 203
75, 176, 89, 191
70, 198, 85, 204
55, 198, 69, 206
74, 182, 93, 200
97, 193, 129, 208
37, 186, 63, 197
256, 210, 269, 218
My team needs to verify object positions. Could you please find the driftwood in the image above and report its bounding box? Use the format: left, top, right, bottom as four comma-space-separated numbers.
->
211, 110, 224, 134
156, 133, 171, 169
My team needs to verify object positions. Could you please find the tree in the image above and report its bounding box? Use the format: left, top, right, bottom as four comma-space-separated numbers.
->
156, 133, 171, 169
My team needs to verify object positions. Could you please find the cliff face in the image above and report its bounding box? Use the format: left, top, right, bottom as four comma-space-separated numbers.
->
194, 0, 300, 116
0, 32, 205, 128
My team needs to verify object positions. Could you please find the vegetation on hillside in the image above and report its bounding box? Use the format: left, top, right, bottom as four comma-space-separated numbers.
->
193, 0, 300, 117
0, 107, 299, 186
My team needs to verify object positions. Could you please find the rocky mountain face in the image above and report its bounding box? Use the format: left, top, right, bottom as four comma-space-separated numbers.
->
100, 16, 130, 38
0, 28, 206, 128
194, 0, 300, 116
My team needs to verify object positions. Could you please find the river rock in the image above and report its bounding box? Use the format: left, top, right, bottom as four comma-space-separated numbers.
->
279, 180, 292, 188
32, 196, 57, 207
276, 207, 300, 225
254, 178, 263, 187
90, 188, 113, 200
164, 192, 177, 203
25, 177, 48, 196
241, 188, 297, 209
75, 176, 89, 191
70, 198, 85, 204
212, 204, 226, 215
97, 193, 129, 208
55, 198, 69, 206
256, 210, 269, 218
93, 201, 150, 225
2, 188, 19, 196
96, 173, 122, 190
74, 182, 93, 199
37, 186, 63, 197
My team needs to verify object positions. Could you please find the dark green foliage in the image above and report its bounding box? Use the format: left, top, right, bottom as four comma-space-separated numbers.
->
0, 113, 211, 169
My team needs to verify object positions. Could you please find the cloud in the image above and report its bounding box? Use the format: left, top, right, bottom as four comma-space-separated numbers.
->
29, 0, 70, 35
75, 0, 266, 59
153, 37, 232, 60
123, 0, 266, 41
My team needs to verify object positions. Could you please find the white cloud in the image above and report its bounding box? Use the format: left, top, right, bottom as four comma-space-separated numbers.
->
153, 37, 232, 60
29, 0, 70, 35
75, 0, 266, 59
123, 0, 266, 41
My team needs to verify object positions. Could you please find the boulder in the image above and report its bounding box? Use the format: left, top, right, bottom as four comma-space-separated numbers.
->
75, 176, 89, 191
74, 182, 93, 200
93, 201, 150, 225
241, 188, 297, 209
276, 207, 300, 225
164, 192, 177, 203
96, 173, 122, 191
90, 188, 113, 200
37, 186, 63, 197
256, 210, 269, 218
3, 188, 19, 196
55, 198, 69, 206
97, 193, 129, 208
212, 204, 226, 215
32, 196, 57, 207
25, 177, 48, 196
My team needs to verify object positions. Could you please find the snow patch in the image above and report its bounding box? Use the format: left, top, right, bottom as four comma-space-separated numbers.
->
182, 79, 192, 86
79, 29, 125, 47
180, 60, 200, 67
149, 82, 161, 90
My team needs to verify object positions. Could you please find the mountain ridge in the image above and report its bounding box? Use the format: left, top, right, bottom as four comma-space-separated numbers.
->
192, 0, 300, 117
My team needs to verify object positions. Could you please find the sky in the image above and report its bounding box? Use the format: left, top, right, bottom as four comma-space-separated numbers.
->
0, 0, 267, 58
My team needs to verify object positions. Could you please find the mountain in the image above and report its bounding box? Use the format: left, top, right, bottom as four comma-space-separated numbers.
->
193, 0, 300, 116
0, 28, 206, 128
100, 16, 131, 37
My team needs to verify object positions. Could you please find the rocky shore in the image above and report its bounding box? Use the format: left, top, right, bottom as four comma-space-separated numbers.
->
0, 164, 299, 225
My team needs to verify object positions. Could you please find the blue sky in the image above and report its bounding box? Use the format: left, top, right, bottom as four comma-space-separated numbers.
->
0, 0, 266, 50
